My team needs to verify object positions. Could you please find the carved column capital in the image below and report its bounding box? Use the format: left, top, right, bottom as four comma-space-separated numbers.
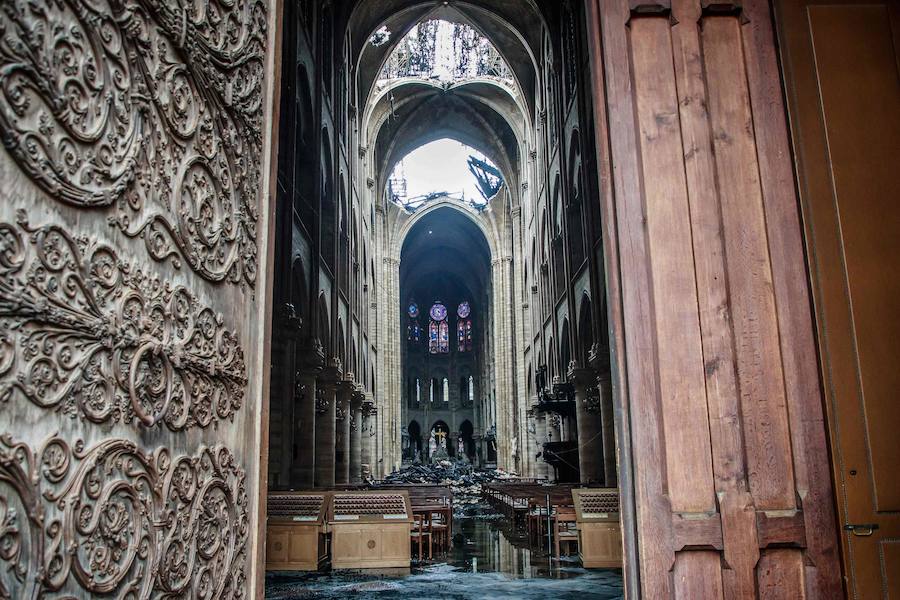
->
567, 363, 597, 392
351, 387, 366, 410
588, 343, 611, 370
318, 357, 342, 388
275, 303, 303, 338
296, 337, 325, 373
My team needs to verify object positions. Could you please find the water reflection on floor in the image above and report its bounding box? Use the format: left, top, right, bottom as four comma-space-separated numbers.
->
265, 516, 624, 599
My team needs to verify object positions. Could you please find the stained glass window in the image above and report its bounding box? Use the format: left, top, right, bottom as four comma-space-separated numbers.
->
407, 320, 421, 342
457, 302, 473, 352
430, 302, 448, 321
429, 302, 450, 354
407, 302, 421, 343
428, 320, 439, 353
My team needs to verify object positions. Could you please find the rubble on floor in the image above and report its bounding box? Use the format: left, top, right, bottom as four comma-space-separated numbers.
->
372, 459, 518, 517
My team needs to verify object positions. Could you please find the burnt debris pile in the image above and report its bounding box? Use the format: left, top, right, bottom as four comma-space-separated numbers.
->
374, 459, 515, 518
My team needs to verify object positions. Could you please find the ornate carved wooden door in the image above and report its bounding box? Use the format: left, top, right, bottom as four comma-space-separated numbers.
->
0, 0, 277, 598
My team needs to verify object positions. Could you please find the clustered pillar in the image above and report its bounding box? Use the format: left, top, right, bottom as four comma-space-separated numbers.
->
334, 377, 354, 485
314, 360, 340, 489
360, 395, 377, 480
597, 372, 616, 486
285, 353, 379, 490
570, 366, 603, 483
349, 389, 365, 483
531, 398, 550, 480
291, 340, 322, 488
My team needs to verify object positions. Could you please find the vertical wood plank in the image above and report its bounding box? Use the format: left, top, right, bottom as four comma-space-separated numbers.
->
744, 0, 843, 595
670, 1, 760, 597
701, 16, 796, 511
597, 1, 676, 595
630, 15, 716, 513
757, 549, 806, 600
674, 551, 725, 600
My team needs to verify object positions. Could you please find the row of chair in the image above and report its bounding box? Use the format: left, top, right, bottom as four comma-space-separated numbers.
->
370, 483, 454, 562
483, 480, 581, 560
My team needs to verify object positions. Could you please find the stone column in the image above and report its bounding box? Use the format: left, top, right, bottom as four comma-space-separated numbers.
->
314, 359, 340, 488
532, 407, 549, 479
350, 388, 365, 483
269, 304, 302, 488
383, 256, 402, 473
570, 364, 603, 483
528, 396, 547, 478
510, 205, 530, 477
292, 338, 323, 488
361, 394, 376, 480
334, 376, 354, 485
490, 255, 516, 471
598, 371, 617, 486
589, 346, 617, 486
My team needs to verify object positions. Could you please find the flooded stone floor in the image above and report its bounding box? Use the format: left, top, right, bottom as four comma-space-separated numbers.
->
265, 515, 624, 599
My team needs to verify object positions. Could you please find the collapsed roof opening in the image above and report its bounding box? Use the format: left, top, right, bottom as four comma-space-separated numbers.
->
376, 19, 515, 89
388, 139, 504, 212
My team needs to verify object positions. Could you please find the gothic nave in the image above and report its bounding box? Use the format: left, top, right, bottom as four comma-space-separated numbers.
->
263, 2, 625, 593
1, 0, 897, 598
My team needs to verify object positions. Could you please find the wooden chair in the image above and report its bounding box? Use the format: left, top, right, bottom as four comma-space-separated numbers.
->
411, 511, 432, 561
554, 505, 579, 560
527, 504, 548, 544
429, 510, 450, 554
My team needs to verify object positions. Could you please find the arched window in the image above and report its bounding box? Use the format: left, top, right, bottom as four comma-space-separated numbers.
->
442, 378, 449, 403
429, 302, 449, 354
468, 375, 475, 404
415, 378, 421, 404
457, 302, 473, 352
430, 378, 436, 403
407, 301, 421, 343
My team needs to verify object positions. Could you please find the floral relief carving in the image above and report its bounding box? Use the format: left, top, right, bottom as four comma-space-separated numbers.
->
0, 434, 248, 599
0, 0, 267, 287
0, 212, 247, 430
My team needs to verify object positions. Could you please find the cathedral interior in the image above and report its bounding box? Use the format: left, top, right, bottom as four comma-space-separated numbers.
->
264, 0, 622, 594
0, 0, 895, 597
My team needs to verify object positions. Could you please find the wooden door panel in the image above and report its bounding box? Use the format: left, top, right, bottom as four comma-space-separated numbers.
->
775, 1, 900, 597
885, 540, 900, 599
629, 15, 716, 514
0, 0, 277, 598
587, 0, 842, 596
806, 4, 900, 512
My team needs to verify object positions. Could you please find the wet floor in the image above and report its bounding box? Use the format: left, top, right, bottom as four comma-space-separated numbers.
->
265, 514, 624, 599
